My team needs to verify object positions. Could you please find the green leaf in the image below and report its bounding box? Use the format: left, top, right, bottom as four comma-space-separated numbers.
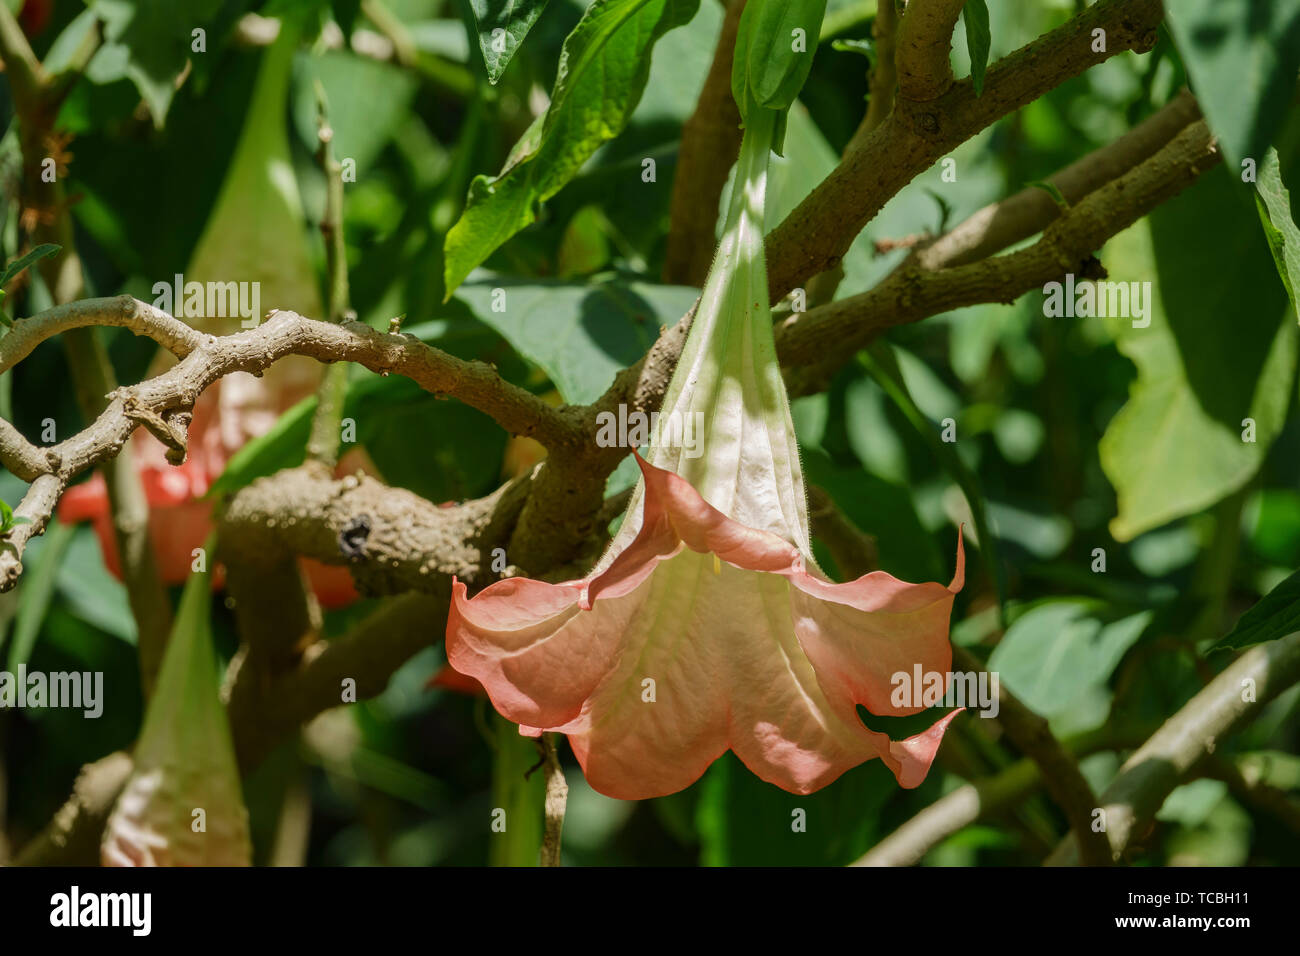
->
293, 51, 419, 178
695, 752, 896, 866
6, 520, 75, 671
1026, 179, 1067, 211
1254, 148, 1300, 314
859, 341, 1007, 618
0, 497, 12, 530
1165, 0, 1300, 167
1214, 568, 1300, 651
962, 0, 991, 97
443, 0, 700, 297
455, 273, 700, 403
43, 9, 103, 78
988, 601, 1151, 735
831, 36, 875, 67
469, 0, 552, 84
0, 244, 60, 291
208, 372, 508, 502
56, 527, 137, 643
1100, 165, 1298, 540
802, 447, 946, 584
206, 396, 317, 499
89, 0, 225, 127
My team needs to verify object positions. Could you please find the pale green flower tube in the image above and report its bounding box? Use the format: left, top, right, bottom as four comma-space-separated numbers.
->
606, 105, 812, 559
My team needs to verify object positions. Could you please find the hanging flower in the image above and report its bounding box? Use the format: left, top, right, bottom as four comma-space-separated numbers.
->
446, 80, 963, 799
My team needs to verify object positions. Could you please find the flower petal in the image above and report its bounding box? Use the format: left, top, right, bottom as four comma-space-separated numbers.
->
447, 457, 963, 799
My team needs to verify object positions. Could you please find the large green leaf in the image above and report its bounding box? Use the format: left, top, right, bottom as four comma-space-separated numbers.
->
1099, 165, 1298, 541
1165, 0, 1300, 167
859, 341, 1007, 616
1214, 569, 1300, 651
443, 0, 700, 296
455, 273, 700, 403
89, 0, 224, 127
1255, 148, 1300, 313
469, 0, 552, 83
987, 600, 1151, 736
208, 372, 508, 502
695, 752, 898, 866
293, 51, 420, 177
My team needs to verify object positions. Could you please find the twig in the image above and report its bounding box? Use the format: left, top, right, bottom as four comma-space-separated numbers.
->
306, 84, 353, 468
847, 0, 900, 152
853, 728, 1118, 866
1045, 632, 1300, 865
1205, 755, 1300, 840
539, 733, 567, 867
951, 645, 1112, 865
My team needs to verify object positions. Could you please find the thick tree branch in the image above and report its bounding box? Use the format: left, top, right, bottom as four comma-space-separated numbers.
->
217, 462, 530, 595
511, 110, 1216, 569
229, 591, 448, 773
917, 89, 1201, 270
764, 0, 1163, 300
776, 119, 1218, 371
896, 0, 967, 102
0, 301, 578, 589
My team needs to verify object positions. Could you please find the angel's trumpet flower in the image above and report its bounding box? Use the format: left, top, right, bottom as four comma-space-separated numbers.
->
447, 39, 961, 800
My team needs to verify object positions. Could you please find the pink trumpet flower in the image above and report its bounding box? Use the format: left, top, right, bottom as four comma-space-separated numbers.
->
446, 106, 963, 800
